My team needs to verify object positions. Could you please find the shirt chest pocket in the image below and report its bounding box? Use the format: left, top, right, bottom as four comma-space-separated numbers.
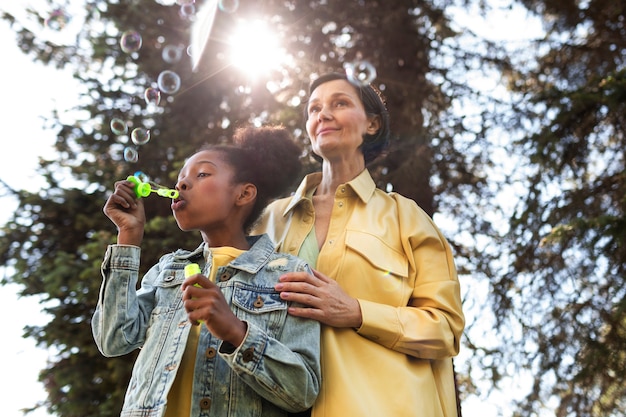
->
345, 230, 408, 278
153, 269, 185, 310
344, 230, 410, 303
231, 285, 287, 335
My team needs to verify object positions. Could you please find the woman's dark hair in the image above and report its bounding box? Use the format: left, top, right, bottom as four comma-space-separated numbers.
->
202, 125, 302, 233
304, 72, 390, 164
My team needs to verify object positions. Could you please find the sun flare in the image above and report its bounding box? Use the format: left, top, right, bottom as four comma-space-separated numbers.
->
228, 19, 285, 78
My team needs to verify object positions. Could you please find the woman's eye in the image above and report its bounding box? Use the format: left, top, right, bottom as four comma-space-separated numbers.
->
198, 172, 210, 178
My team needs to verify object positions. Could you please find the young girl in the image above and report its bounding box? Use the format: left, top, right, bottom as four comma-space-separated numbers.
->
92, 126, 321, 417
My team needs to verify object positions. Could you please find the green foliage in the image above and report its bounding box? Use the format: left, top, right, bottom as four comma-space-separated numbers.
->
10, 0, 624, 416
496, 0, 626, 415
1, 1, 494, 415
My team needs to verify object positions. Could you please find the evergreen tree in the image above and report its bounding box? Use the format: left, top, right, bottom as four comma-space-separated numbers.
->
487, 0, 626, 415
1, 0, 506, 416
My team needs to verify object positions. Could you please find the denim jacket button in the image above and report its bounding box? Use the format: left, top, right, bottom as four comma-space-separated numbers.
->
253, 295, 264, 308
242, 347, 254, 362
163, 274, 175, 282
199, 397, 211, 410
219, 272, 231, 282
205, 347, 217, 359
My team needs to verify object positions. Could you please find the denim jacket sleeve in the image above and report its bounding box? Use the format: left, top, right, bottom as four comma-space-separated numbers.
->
91, 244, 161, 357
218, 260, 321, 412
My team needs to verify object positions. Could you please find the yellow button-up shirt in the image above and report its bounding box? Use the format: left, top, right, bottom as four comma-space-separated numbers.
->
254, 169, 465, 417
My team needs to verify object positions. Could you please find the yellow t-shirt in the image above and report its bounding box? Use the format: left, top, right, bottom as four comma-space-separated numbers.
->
164, 246, 244, 417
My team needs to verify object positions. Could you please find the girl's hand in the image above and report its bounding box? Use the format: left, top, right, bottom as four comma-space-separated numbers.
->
274, 269, 363, 328
182, 274, 247, 347
103, 180, 146, 245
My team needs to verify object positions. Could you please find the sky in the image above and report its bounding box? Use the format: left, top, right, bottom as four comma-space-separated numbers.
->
0, 27, 60, 417
0, 7, 80, 415
0, 2, 546, 417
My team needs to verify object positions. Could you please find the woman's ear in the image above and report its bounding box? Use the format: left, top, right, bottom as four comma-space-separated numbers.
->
235, 183, 257, 207
366, 115, 381, 134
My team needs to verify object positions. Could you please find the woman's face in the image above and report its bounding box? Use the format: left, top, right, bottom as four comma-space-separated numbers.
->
171, 150, 244, 233
305, 79, 379, 163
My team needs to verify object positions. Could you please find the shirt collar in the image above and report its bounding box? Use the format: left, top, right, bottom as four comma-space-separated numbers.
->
282, 169, 376, 216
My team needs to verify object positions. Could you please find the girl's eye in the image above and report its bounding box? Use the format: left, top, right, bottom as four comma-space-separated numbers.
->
198, 172, 210, 178
308, 106, 320, 114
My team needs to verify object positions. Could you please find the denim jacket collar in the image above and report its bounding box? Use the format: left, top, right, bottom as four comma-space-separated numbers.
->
177, 234, 277, 275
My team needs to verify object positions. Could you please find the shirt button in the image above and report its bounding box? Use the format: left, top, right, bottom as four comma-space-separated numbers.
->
340, 187, 346, 193
253, 295, 264, 308
199, 397, 211, 410
338, 201, 344, 207
242, 347, 255, 362
205, 347, 217, 359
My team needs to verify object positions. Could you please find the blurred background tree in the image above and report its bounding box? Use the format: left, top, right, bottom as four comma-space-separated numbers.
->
0, 0, 623, 416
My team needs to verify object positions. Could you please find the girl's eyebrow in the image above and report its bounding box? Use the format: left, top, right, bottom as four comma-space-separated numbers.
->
195, 160, 218, 167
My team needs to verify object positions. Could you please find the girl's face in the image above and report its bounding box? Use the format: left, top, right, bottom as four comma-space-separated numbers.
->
171, 150, 247, 235
305, 79, 380, 163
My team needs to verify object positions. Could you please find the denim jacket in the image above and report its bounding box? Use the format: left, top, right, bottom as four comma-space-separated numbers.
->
92, 234, 321, 417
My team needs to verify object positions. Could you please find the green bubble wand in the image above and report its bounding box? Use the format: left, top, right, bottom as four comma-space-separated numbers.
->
127, 174, 179, 199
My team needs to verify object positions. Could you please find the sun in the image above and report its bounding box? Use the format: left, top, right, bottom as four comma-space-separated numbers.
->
228, 19, 286, 78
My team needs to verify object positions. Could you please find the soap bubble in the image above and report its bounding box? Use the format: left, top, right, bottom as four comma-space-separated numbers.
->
131, 128, 151, 145
120, 30, 142, 53
179, 3, 196, 18
157, 70, 181, 94
218, 0, 239, 13
344, 60, 377, 86
124, 147, 139, 163
45, 9, 70, 31
162, 44, 183, 64
134, 171, 150, 182
110, 118, 128, 135
144, 87, 161, 106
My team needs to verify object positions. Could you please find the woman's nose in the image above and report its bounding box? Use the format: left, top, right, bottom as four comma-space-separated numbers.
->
317, 106, 332, 121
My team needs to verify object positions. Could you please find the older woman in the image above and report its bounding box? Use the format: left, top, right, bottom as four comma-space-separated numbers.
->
254, 72, 465, 417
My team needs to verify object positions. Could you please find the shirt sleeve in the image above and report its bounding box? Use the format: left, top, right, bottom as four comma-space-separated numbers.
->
218, 261, 321, 412
91, 244, 159, 357
355, 196, 465, 360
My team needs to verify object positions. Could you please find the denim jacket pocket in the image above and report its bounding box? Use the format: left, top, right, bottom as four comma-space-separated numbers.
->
231, 284, 287, 334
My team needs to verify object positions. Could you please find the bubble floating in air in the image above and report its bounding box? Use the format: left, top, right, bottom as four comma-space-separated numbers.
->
344, 60, 377, 86
218, 0, 239, 13
45, 9, 70, 31
144, 87, 161, 107
131, 128, 151, 145
134, 171, 150, 182
157, 70, 181, 94
162, 44, 183, 64
124, 147, 139, 163
110, 118, 128, 135
120, 30, 143, 53
179, 3, 196, 19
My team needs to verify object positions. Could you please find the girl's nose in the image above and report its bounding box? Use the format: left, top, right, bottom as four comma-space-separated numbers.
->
175, 178, 189, 191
